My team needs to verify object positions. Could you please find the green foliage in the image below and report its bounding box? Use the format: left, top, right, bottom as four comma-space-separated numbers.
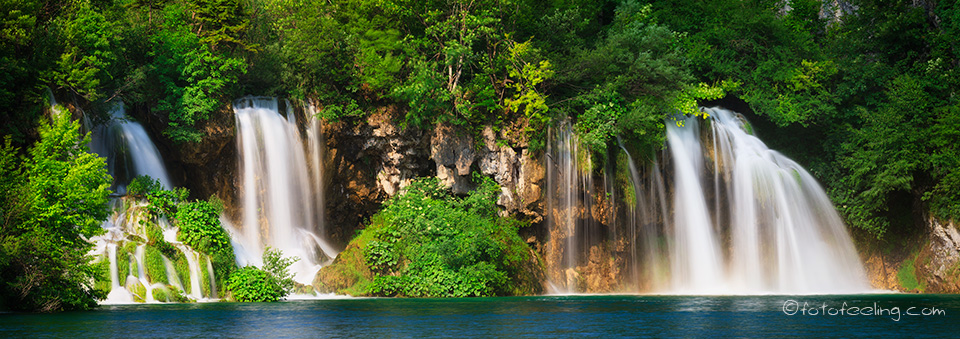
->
186, 0, 255, 51
0, 114, 111, 312
53, 2, 121, 101
897, 252, 925, 292
227, 247, 296, 302
144, 245, 169, 285
262, 247, 299, 294
175, 199, 231, 257
327, 176, 540, 297
128, 175, 188, 217
504, 40, 554, 129
227, 266, 283, 302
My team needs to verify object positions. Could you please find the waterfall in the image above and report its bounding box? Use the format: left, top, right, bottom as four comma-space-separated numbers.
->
79, 97, 220, 303
549, 107, 868, 294
618, 141, 669, 291
666, 116, 726, 292
544, 122, 601, 293
233, 96, 337, 284
702, 107, 867, 293
89, 101, 172, 191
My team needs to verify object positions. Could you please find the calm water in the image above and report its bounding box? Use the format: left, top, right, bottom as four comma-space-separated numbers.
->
2, 294, 957, 338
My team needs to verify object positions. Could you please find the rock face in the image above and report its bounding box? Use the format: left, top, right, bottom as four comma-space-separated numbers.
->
322, 106, 433, 246
916, 217, 960, 293
859, 214, 960, 293
429, 123, 545, 221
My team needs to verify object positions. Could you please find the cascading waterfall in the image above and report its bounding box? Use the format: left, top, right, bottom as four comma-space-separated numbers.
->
233, 96, 338, 285
695, 107, 867, 293
618, 141, 670, 291
547, 107, 869, 294
77, 98, 216, 303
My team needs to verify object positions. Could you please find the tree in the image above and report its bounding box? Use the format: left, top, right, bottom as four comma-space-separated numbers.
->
0, 112, 111, 312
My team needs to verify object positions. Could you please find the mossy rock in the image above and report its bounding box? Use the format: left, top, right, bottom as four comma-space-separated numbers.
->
129, 281, 147, 303
152, 288, 170, 302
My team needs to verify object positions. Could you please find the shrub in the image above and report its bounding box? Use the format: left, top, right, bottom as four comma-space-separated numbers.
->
227, 267, 283, 302
175, 200, 232, 258
325, 176, 541, 297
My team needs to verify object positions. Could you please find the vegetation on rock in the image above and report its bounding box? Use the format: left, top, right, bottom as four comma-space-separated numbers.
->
318, 176, 543, 297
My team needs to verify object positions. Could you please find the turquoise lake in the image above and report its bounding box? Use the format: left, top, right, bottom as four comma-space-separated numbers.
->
2, 294, 956, 338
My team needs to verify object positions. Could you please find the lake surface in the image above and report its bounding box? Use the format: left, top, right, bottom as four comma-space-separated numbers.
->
2, 294, 957, 338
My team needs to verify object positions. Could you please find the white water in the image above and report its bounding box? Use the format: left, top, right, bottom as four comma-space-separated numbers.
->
544, 122, 599, 293
547, 107, 869, 294
666, 116, 726, 293
89, 101, 172, 191
697, 108, 867, 293
233, 96, 337, 284
77, 97, 218, 303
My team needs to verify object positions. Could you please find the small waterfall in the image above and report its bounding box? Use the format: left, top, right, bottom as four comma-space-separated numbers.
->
103, 242, 133, 304
178, 245, 205, 299
163, 256, 185, 293
618, 141, 669, 291
544, 122, 600, 293
233, 96, 337, 284
206, 257, 219, 298
89, 101, 172, 191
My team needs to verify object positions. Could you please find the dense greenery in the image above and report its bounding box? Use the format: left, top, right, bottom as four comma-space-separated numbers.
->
127, 175, 236, 294
227, 247, 297, 302
0, 113, 111, 312
319, 176, 542, 297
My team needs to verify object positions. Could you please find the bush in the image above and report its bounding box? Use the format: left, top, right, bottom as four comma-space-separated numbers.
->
175, 200, 231, 257
227, 248, 298, 302
227, 267, 283, 302
323, 176, 541, 297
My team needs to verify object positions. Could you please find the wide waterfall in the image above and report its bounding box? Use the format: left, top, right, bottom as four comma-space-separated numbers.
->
545, 107, 869, 294
232, 96, 338, 284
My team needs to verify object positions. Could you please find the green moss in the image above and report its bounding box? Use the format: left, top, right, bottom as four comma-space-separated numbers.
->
152, 288, 169, 302
116, 248, 130, 286
129, 281, 146, 303
897, 252, 926, 292
200, 255, 212, 297
145, 245, 168, 285
93, 257, 112, 293
174, 251, 191, 293
616, 152, 637, 208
